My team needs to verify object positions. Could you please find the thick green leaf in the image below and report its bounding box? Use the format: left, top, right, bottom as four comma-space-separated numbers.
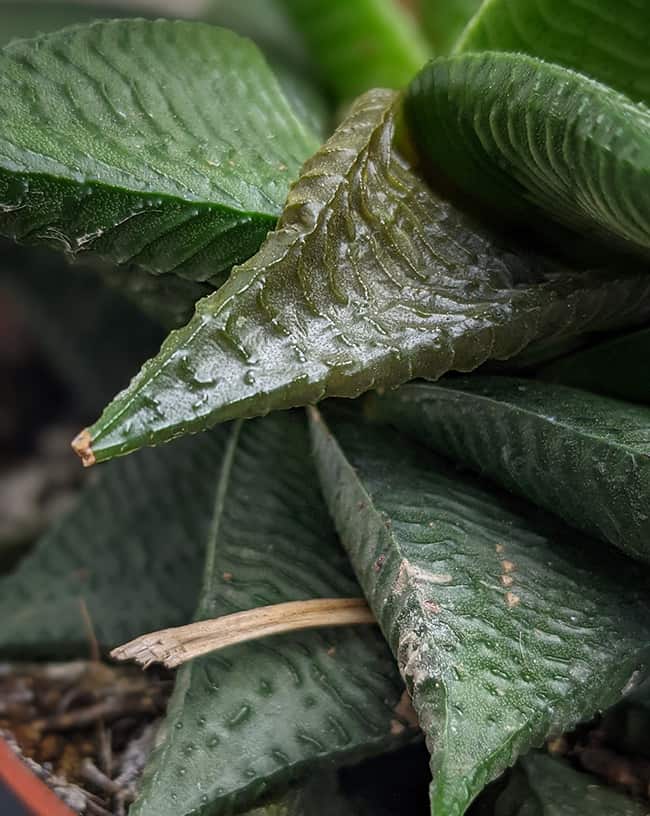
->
0, 19, 319, 285
0, 426, 231, 657
76, 89, 650, 465
367, 377, 650, 562
203, 0, 330, 139
404, 52, 650, 258
456, 0, 650, 107
132, 411, 409, 816
279, 0, 430, 100
493, 752, 649, 815
420, 0, 482, 55
540, 326, 650, 405
309, 409, 650, 816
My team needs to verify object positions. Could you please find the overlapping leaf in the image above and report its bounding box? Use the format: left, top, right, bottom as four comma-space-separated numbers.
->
420, 0, 482, 55
0, 19, 319, 285
457, 0, 650, 106
0, 427, 231, 657
309, 409, 650, 816
279, 0, 430, 100
74, 89, 650, 465
132, 412, 410, 816
368, 377, 650, 562
404, 52, 650, 257
540, 327, 650, 405
492, 752, 649, 815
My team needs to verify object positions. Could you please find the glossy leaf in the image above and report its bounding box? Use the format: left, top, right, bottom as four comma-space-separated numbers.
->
279, 0, 430, 100
75, 89, 650, 465
404, 52, 650, 258
132, 412, 409, 816
0, 20, 319, 285
0, 427, 231, 657
457, 0, 650, 107
540, 326, 650, 405
368, 377, 650, 562
493, 752, 649, 815
420, 0, 482, 55
309, 409, 650, 816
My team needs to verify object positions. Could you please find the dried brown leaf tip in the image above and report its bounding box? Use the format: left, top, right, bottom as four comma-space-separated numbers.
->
71, 429, 96, 468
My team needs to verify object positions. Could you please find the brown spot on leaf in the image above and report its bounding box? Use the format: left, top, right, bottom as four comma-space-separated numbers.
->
222, 572, 233, 582
495, 543, 505, 553
393, 689, 419, 729
500, 575, 513, 588
501, 560, 515, 573
71, 429, 96, 468
374, 554, 386, 572
424, 600, 441, 614
505, 592, 520, 608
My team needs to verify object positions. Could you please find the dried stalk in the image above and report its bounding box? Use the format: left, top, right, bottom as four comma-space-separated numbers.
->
111, 598, 376, 669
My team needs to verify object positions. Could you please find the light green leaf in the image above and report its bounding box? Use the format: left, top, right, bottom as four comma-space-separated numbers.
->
0, 427, 231, 657
540, 326, 650, 405
404, 52, 650, 258
202, 0, 330, 139
420, 0, 482, 55
74, 89, 650, 465
309, 409, 650, 816
493, 752, 649, 815
278, 0, 430, 100
0, 19, 319, 285
367, 377, 650, 562
132, 411, 409, 816
456, 0, 650, 107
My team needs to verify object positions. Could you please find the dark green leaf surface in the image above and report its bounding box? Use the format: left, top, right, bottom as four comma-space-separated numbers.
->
420, 0, 482, 55
309, 410, 650, 816
456, 0, 650, 107
540, 327, 650, 405
0, 427, 231, 657
279, 0, 430, 100
368, 377, 650, 562
132, 412, 409, 816
405, 53, 650, 258
0, 19, 319, 285
493, 752, 649, 815
78, 89, 650, 464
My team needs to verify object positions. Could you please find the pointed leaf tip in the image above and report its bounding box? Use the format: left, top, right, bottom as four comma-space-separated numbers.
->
71, 429, 96, 467
82, 89, 650, 462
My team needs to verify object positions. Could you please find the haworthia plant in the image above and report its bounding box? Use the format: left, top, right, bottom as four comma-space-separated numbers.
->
456, 0, 650, 107
279, 0, 430, 100
540, 327, 650, 405
0, 20, 319, 285
419, 0, 482, 55
492, 752, 650, 815
309, 409, 650, 816
404, 52, 650, 257
367, 377, 650, 562
132, 412, 410, 816
72, 89, 650, 465
0, 427, 231, 657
